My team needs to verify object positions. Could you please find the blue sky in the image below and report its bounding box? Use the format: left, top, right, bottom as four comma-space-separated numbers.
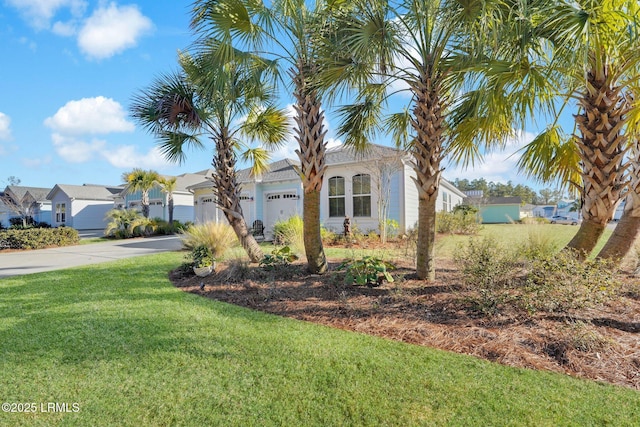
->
0, 0, 544, 190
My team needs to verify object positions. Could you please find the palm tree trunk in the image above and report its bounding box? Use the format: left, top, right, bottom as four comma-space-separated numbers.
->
302, 190, 327, 273
411, 71, 444, 281
291, 61, 328, 274
597, 211, 640, 262
212, 132, 263, 263
565, 65, 629, 256
141, 191, 150, 218
598, 139, 640, 262
168, 197, 174, 225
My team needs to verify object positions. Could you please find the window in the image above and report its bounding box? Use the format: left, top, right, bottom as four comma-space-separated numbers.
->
328, 176, 345, 217
55, 203, 66, 223
352, 174, 371, 217
442, 191, 449, 212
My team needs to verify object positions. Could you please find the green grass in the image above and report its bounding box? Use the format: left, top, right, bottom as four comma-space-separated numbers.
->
1, 252, 638, 426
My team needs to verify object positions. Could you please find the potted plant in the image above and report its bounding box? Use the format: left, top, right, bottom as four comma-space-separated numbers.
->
192, 245, 215, 277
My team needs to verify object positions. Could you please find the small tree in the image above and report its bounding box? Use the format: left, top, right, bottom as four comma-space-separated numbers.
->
121, 169, 160, 218
157, 176, 177, 225
364, 151, 404, 244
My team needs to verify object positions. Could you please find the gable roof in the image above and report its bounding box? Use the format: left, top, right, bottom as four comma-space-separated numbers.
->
47, 184, 123, 201
4, 185, 51, 203
325, 143, 406, 165
469, 196, 522, 205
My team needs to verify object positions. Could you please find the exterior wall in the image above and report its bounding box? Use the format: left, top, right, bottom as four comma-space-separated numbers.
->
403, 166, 420, 233
321, 164, 381, 234
70, 199, 114, 230
49, 192, 73, 228
479, 205, 521, 224
172, 192, 196, 223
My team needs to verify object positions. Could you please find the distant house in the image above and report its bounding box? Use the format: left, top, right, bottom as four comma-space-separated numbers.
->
532, 205, 557, 219
468, 196, 523, 224
119, 172, 209, 223
189, 144, 466, 239
47, 184, 123, 230
0, 185, 52, 226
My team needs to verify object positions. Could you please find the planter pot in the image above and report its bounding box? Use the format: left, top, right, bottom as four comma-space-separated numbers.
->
193, 264, 214, 277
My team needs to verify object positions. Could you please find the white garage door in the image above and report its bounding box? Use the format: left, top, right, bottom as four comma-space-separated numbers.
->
265, 192, 299, 231
198, 197, 220, 223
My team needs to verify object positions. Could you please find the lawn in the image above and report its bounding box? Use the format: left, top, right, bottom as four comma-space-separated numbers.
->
0, 251, 638, 426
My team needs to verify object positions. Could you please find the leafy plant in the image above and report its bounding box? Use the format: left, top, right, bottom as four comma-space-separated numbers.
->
104, 208, 152, 239
191, 245, 214, 268
260, 246, 299, 270
337, 256, 395, 287
272, 216, 304, 253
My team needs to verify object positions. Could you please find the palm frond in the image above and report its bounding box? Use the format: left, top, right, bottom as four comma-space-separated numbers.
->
241, 147, 271, 177
242, 105, 290, 146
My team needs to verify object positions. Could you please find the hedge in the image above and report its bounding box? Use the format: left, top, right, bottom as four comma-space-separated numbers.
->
0, 227, 80, 250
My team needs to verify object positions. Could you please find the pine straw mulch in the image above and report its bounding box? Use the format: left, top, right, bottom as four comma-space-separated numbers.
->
169, 256, 640, 391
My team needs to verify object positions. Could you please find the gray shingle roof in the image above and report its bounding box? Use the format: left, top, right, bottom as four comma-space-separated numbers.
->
47, 184, 124, 201
5, 186, 51, 202
325, 144, 406, 164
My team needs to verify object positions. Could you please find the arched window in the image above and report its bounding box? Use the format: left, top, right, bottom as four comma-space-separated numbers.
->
328, 176, 345, 217
352, 174, 371, 217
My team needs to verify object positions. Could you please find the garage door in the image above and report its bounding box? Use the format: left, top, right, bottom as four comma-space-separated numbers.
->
265, 192, 299, 231
198, 197, 220, 223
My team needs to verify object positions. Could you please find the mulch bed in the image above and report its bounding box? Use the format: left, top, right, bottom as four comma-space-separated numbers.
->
170, 256, 640, 390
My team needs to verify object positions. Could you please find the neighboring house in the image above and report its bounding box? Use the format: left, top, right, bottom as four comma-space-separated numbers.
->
189, 144, 466, 239
468, 196, 523, 224
120, 172, 210, 223
47, 184, 124, 230
532, 205, 557, 218
0, 185, 52, 226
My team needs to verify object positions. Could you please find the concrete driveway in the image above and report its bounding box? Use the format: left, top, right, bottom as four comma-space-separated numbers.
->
0, 235, 184, 278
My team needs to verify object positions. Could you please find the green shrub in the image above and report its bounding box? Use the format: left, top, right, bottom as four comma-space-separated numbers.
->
524, 250, 620, 312
436, 211, 481, 235
453, 237, 520, 314
337, 256, 395, 287
191, 245, 214, 268
104, 209, 152, 238
518, 227, 559, 261
259, 246, 299, 271
180, 221, 238, 259
272, 216, 304, 252
385, 219, 399, 239
0, 227, 80, 250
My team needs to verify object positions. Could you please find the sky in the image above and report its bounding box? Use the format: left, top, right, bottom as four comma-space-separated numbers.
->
0, 0, 547, 191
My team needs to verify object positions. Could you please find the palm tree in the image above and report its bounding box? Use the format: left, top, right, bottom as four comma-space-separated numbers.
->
130, 52, 288, 263
157, 176, 177, 225
516, 0, 639, 258
121, 169, 160, 218
190, 0, 345, 274
322, 0, 516, 280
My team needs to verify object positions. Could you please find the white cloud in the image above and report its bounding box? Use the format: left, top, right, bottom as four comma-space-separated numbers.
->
444, 130, 535, 184
6, 0, 86, 30
52, 133, 106, 163
44, 96, 134, 135
100, 145, 172, 169
77, 3, 153, 60
52, 20, 78, 36
0, 113, 12, 141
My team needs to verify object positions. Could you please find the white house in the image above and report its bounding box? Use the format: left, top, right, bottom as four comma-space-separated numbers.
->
0, 185, 52, 226
188, 159, 303, 238
47, 184, 123, 230
189, 144, 466, 239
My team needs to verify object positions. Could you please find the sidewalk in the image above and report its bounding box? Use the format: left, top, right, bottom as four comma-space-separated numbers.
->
0, 235, 183, 278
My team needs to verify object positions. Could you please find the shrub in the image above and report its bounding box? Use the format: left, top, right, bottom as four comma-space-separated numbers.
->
260, 246, 299, 270
180, 221, 238, 259
337, 256, 395, 287
104, 209, 152, 239
518, 227, 559, 261
191, 245, 214, 268
0, 227, 79, 250
453, 237, 520, 314
272, 216, 304, 252
385, 219, 399, 240
436, 211, 481, 235
524, 250, 620, 312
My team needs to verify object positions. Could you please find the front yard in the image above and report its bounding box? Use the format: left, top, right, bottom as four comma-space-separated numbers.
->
1, 249, 638, 426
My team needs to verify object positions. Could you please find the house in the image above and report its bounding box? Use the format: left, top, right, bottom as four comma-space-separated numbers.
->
119, 172, 210, 223
47, 184, 123, 230
468, 196, 523, 224
0, 185, 52, 226
189, 144, 466, 239
188, 159, 303, 238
